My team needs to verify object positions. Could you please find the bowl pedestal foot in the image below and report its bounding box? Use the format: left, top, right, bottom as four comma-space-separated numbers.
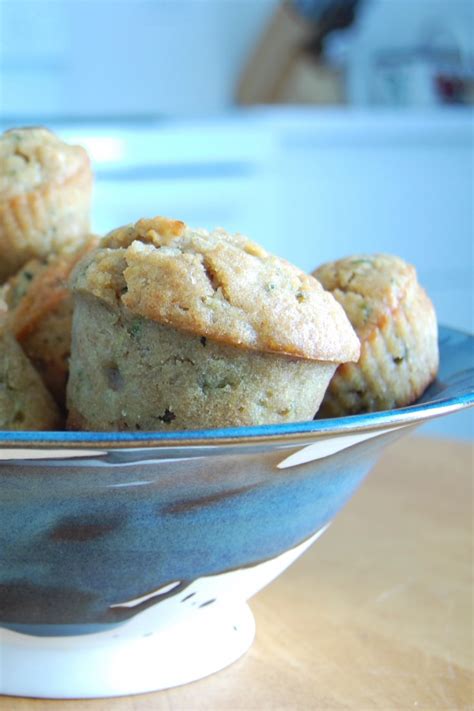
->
0, 602, 255, 698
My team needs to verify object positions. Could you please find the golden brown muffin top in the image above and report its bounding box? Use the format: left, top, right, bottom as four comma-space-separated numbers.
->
313, 254, 427, 339
0, 127, 90, 198
3, 237, 98, 341
72, 217, 360, 363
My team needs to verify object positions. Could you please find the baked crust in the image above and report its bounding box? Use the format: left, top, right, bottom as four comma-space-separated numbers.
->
0, 127, 92, 282
72, 217, 360, 364
0, 318, 62, 430
3, 237, 98, 405
0, 127, 89, 197
313, 254, 439, 414
66, 296, 337, 431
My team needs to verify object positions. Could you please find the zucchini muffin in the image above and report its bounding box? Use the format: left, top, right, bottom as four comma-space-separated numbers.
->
2, 237, 98, 407
313, 254, 438, 416
0, 319, 61, 430
67, 217, 360, 431
0, 127, 92, 282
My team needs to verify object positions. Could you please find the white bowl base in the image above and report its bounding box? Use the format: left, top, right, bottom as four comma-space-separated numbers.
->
0, 602, 255, 699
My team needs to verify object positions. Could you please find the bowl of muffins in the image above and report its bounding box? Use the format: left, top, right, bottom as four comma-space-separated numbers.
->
1, 127, 473, 699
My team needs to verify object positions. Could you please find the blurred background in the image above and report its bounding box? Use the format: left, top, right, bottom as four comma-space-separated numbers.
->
0, 0, 472, 437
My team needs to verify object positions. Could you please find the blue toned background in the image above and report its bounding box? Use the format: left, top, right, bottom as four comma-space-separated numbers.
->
0, 0, 472, 437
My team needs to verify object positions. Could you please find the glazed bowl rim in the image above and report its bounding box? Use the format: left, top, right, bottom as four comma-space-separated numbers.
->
0, 324, 472, 450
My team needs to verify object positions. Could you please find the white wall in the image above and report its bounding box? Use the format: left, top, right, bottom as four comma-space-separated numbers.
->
0, 0, 279, 118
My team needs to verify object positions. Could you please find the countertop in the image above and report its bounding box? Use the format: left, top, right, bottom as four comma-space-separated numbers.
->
2, 435, 472, 710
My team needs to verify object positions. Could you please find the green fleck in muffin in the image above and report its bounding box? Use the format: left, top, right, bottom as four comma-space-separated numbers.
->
313, 254, 439, 415
67, 216, 360, 431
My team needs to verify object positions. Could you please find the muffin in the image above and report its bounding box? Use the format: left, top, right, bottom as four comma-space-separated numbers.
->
0, 127, 92, 282
313, 254, 439, 416
2, 237, 98, 407
67, 217, 360, 431
0, 318, 61, 431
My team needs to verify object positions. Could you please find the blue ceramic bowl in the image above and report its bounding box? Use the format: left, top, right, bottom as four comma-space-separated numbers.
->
1, 325, 473, 698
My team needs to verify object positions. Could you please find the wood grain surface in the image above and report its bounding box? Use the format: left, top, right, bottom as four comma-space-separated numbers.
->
1, 435, 472, 710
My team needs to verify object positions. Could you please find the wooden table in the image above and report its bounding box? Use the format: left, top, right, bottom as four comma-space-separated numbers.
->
2, 436, 472, 710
